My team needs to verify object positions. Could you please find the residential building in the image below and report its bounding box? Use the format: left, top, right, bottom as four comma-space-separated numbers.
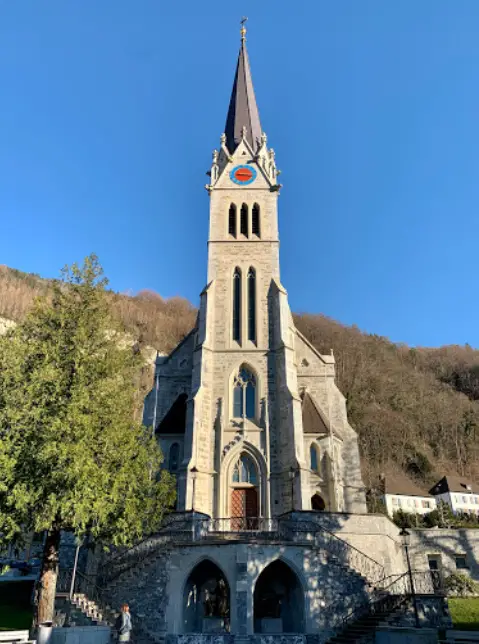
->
429, 475, 479, 516
382, 476, 436, 517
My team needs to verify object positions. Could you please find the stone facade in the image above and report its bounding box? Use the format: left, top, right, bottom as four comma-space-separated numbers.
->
102, 533, 371, 642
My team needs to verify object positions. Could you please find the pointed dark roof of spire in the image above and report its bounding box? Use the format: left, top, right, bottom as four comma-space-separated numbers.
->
224, 34, 262, 154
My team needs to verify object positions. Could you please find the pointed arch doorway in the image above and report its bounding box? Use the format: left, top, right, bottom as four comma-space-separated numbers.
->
230, 453, 259, 530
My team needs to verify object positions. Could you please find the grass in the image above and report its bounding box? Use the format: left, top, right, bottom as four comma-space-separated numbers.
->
449, 597, 479, 631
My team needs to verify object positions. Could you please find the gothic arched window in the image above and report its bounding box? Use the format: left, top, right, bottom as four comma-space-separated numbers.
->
310, 444, 321, 473
247, 267, 256, 343
241, 203, 248, 237
228, 204, 237, 237
233, 367, 256, 419
252, 203, 260, 237
233, 268, 242, 343
232, 454, 258, 485
169, 443, 180, 472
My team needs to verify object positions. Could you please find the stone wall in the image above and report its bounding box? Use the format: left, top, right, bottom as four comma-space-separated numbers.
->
409, 528, 479, 581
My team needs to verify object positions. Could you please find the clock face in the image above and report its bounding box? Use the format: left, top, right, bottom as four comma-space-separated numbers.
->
230, 165, 257, 185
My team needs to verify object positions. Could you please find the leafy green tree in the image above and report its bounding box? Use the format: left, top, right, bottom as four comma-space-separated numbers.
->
0, 256, 175, 624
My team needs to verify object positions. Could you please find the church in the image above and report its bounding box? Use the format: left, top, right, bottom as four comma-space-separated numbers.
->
143, 21, 366, 523
101, 24, 449, 644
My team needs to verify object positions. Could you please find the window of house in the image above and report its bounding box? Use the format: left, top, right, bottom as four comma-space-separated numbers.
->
462, 496, 468, 504
422, 500, 431, 509
229, 204, 237, 237
392, 498, 398, 507
455, 556, 468, 570
428, 555, 441, 571
415, 500, 420, 508
233, 367, 256, 419
233, 268, 242, 343
310, 444, 320, 473
252, 203, 260, 237
397, 498, 402, 508
169, 443, 180, 472
232, 454, 258, 485
247, 267, 256, 343
240, 203, 248, 237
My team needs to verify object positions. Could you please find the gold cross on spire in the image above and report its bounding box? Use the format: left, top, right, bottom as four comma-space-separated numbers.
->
240, 17, 248, 41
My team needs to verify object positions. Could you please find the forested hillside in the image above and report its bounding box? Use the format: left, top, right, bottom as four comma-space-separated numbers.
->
1, 264, 478, 490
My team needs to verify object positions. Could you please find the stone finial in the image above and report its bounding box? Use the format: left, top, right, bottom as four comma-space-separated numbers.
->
220, 133, 227, 146
212, 149, 218, 163
241, 125, 247, 140
261, 132, 267, 146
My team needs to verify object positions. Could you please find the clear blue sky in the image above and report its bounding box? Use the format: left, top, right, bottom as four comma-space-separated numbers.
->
1, 1, 478, 348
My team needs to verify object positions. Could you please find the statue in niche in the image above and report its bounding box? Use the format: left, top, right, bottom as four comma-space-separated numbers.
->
203, 588, 214, 617
216, 578, 229, 618
258, 591, 282, 618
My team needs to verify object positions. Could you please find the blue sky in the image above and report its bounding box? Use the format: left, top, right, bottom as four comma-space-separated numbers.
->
1, 1, 479, 347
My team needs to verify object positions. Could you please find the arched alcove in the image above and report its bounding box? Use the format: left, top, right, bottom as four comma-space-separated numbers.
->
311, 493, 326, 512
183, 560, 230, 633
253, 560, 304, 633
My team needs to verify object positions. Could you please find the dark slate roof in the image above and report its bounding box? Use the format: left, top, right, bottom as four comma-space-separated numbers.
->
429, 475, 479, 496
384, 476, 433, 498
156, 394, 187, 435
224, 37, 262, 154
302, 393, 330, 436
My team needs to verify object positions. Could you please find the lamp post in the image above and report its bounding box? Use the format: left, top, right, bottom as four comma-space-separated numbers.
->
400, 527, 420, 628
191, 466, 198, 514
289, 466, 297, 513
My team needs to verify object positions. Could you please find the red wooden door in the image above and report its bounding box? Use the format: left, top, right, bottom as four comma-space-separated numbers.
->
231, 488, 258, 530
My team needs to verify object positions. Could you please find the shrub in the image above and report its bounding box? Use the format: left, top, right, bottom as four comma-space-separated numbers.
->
444, 572, 479, 597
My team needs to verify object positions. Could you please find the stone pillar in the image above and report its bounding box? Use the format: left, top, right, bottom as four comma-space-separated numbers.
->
235, 546, 253, 635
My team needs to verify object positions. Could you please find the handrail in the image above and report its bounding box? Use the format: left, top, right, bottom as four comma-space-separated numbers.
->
277, 517, 385, 582
279, 517, 383, 568
338, 571, 411, 631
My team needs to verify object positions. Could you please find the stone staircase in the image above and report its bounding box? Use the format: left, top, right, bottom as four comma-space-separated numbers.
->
56, 594, 157, 644
55, 594, 117, 627
326, 584, 411, 643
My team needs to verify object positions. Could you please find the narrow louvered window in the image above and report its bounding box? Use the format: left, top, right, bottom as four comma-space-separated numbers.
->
252, 203, 260, 237
233, 268, 241, 343
247, 267, 256, 343
241, 203, 248, 237
229, 204, 237, 237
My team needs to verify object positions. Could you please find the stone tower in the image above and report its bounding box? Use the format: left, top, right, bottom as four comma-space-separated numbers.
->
144, 25, 367, 520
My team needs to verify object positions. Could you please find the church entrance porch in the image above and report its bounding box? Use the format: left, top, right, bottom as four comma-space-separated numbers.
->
183, 560, 230, 634
253, 560, 305, 634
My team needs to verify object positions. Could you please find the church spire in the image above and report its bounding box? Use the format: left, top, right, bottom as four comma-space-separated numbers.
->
224, 19, 263, 154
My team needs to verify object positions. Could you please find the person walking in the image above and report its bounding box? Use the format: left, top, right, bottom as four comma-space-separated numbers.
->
117, 604, 132, 643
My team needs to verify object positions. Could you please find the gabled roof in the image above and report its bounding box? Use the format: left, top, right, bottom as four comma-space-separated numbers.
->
224, 30, 262, 154
429, 475, 479, 496
156, 394, 187, 435
302, 392, 343, 439
384, 476, 433, 498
